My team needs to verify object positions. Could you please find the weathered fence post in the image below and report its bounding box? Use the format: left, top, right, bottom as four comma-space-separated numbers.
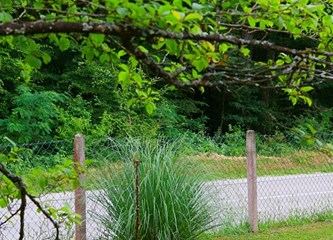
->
246, 130, 258, 233
74, 134, 87, 240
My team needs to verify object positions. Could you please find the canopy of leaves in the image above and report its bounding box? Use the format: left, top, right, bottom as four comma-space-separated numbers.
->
0, 0, 332, 100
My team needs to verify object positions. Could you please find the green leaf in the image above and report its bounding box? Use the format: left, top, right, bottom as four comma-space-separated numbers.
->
133, 73, 142, 87
129, 57, 139, 68
0, 153, 9, 162
33, 2, 44, 9
135, 89, 147, 98
198, 86, 205, 94
48, 34, 59, 44
118, 71, 130, 86
306, 124, 317, 135
59, 36, 70, 51
243, 6, 252, 13
101, 43, 111, 52
221, 2, 231, 8
300, 86, 314, 92
184, 13, 203, 21
219, 43, 231, 53
126, 98, 137, 108
240, 47, 250, 57
192, 58, 208, 72
276, 59, 284, 66
0, 13, 13, 23
157, 5, 173, 15
25, 55, 42, 69
192, 69, 201, 78
119, 64, 129, 71
192, 3, 205, 10
138, 46, 148, 53
306, 97, 312, 106
165, 39, 179, 55
90, 34, 105, 46
171, 10, 183, 20
117, 50, 127, 58
300, 96, 313, 106
42, 53, 51, 64
99, 52, 110, 63
44, 14, 57, 21
247, 16, 256, 28
0, 198, 8, 208
145, 102, 155, 115
116, 7, 129, 16
290, 96, 297, 105
83, 47, 95, 61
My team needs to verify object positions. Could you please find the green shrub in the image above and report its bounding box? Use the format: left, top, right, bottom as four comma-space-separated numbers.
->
0, 85, 64, 143
180, 132, 223, 154
256, 133, 297, 157
219, 125, 246, 156
93, 138, 214, 240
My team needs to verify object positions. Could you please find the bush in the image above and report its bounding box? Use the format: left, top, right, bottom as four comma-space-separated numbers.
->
179, 132, 223, 154
0, 85, 64, 143
218, 125, 246, 156
93, 138, 214, 240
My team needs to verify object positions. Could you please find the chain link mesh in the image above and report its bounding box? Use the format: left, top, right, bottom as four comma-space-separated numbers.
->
1, 133, 333, 239
255, 134, 333, 224
0, 139, 75, 240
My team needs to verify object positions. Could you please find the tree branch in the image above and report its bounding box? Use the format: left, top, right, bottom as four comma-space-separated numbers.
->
0, 162, 60, 240
1, 21, 332, 88
0, 205, 21, 228
27, 193, 60, 239
0, 21, 122, 35
218, 22, 319, 42
1, 21, 331, 63
19, 192, 26, 240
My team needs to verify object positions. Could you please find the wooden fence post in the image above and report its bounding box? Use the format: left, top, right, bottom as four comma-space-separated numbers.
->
246, 130, 258, 232
74, 134, 87, 240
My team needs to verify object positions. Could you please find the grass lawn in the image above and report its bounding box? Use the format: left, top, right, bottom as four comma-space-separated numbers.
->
179, 151, 333, 181
84, 150, 333, 185
205, 221, 333, 240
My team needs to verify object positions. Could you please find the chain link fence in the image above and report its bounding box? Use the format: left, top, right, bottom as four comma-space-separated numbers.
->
0, 132, 333, 239
255, 133, 333, 225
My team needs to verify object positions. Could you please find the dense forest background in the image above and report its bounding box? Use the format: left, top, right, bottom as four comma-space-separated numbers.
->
1, 37, 333, 144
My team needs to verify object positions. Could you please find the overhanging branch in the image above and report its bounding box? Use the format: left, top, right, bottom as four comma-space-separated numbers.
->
1, 21, 333, 88
0, 163, 60, 240
0, 21, 123, 35
0, 21, 329, 60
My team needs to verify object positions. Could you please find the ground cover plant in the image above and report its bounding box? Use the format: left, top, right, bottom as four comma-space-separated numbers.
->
205, 221, 333, 240
201, 210, 333, 239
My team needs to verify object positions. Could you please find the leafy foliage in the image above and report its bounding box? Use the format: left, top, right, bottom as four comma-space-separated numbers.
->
0, 85, 64, 143
0, 0, 333, 139
1, 0, 333, 101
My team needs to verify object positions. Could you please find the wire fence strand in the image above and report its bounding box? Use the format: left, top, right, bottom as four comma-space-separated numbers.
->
0, 133, 333, 239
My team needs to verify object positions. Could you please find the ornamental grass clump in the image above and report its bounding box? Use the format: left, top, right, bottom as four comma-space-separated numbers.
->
93, 138, 214, 240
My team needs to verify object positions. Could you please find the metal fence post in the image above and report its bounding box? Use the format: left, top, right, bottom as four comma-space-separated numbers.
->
74, 134, 87, 240
246, 130, 258, 232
